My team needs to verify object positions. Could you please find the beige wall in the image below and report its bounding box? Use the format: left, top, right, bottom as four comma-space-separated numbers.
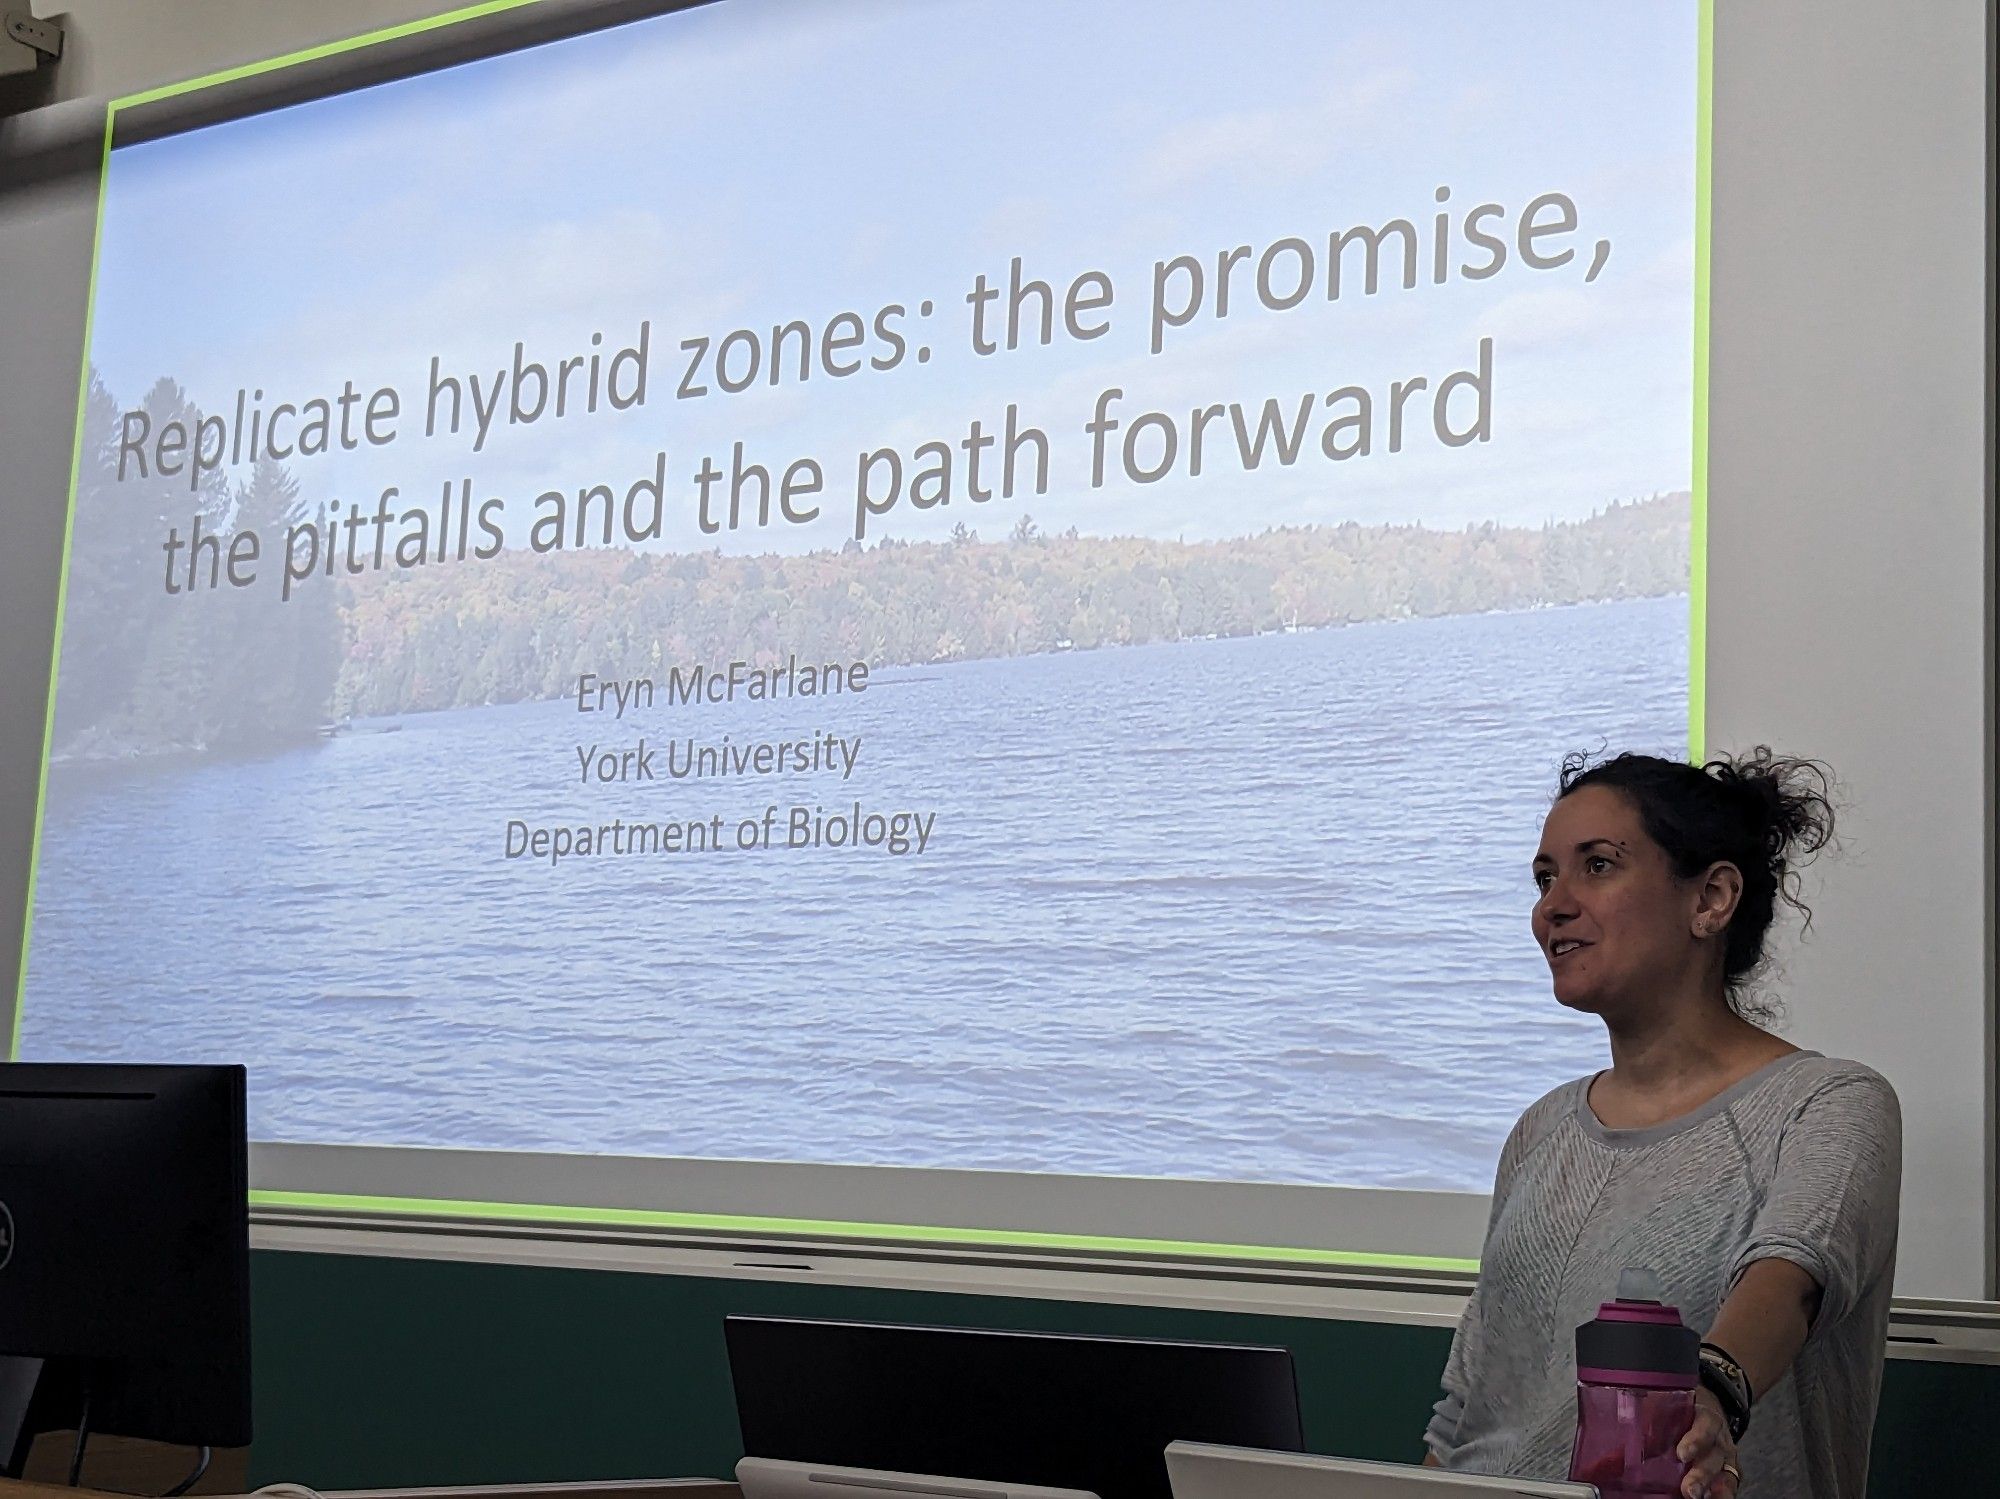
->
27, 1, 470, 102
1704, 0, 1992, 1296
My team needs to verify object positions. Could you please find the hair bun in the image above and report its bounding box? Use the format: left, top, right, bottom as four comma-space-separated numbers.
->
1703, 746, 1836, 864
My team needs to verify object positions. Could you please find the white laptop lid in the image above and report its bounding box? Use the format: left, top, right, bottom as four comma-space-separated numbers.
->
738, 1457, 1102, 1499
1163, 1443, 1597, 1499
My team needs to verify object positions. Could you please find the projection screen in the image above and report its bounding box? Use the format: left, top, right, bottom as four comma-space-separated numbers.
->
9, 0, 1771, 1279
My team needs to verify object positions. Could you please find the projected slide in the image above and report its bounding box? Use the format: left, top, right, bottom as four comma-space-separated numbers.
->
20, 0, 1697, 1198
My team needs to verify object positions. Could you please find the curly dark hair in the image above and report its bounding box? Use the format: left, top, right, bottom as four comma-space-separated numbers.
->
1556, 747, 1838, 1018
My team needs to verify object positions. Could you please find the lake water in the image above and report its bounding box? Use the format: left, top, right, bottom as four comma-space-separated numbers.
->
19, 595, 1685, 1193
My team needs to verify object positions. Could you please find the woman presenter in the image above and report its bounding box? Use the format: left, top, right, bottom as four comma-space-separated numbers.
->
1422, 750, 1901, 1499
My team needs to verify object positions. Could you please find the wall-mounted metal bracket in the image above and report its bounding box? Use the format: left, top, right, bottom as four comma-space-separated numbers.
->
1, 8, 64, 79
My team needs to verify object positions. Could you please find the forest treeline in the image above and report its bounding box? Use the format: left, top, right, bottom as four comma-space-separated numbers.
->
331, 495, 1688, 717
53, 375, 341, 759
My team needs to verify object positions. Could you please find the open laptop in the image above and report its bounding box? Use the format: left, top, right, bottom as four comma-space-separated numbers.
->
1164, 1443, 1597, 1499
738, 1457, 1099, 1499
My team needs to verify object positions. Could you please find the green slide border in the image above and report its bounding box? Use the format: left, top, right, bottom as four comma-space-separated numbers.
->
1690, 0, 1712, 762
12, 0, 1713, 1277
252, 1188, 1477, 1272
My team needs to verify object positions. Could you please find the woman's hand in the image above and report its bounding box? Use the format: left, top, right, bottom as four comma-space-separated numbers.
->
1677, 1387, 1741, 1499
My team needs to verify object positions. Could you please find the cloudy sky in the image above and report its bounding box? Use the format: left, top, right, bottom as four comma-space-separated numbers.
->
90, 0, 1699, 555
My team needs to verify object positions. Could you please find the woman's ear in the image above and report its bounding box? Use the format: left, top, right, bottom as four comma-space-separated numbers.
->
1691, 860, 1744, 937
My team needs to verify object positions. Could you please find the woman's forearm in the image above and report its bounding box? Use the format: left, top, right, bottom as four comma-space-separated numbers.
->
1706, 1256, 1823, 1400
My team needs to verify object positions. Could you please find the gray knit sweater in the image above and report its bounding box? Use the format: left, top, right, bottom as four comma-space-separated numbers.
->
1423, 1052, 1901, 1499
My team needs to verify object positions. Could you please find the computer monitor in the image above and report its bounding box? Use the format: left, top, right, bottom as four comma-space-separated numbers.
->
725, 1316, 1304, 1499
0, 1063, 251, 1477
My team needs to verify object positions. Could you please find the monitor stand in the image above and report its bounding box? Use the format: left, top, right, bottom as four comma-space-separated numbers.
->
0, 1354, 83, 1480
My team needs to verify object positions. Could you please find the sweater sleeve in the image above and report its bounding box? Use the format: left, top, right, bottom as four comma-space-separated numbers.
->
1423, 1289, 1479, 1458
1425, 1107, 1534, 1461
1728, 1067, 1902, 1333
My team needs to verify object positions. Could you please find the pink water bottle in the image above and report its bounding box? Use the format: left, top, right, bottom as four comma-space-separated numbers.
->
1567, 1268, 1700, 1498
